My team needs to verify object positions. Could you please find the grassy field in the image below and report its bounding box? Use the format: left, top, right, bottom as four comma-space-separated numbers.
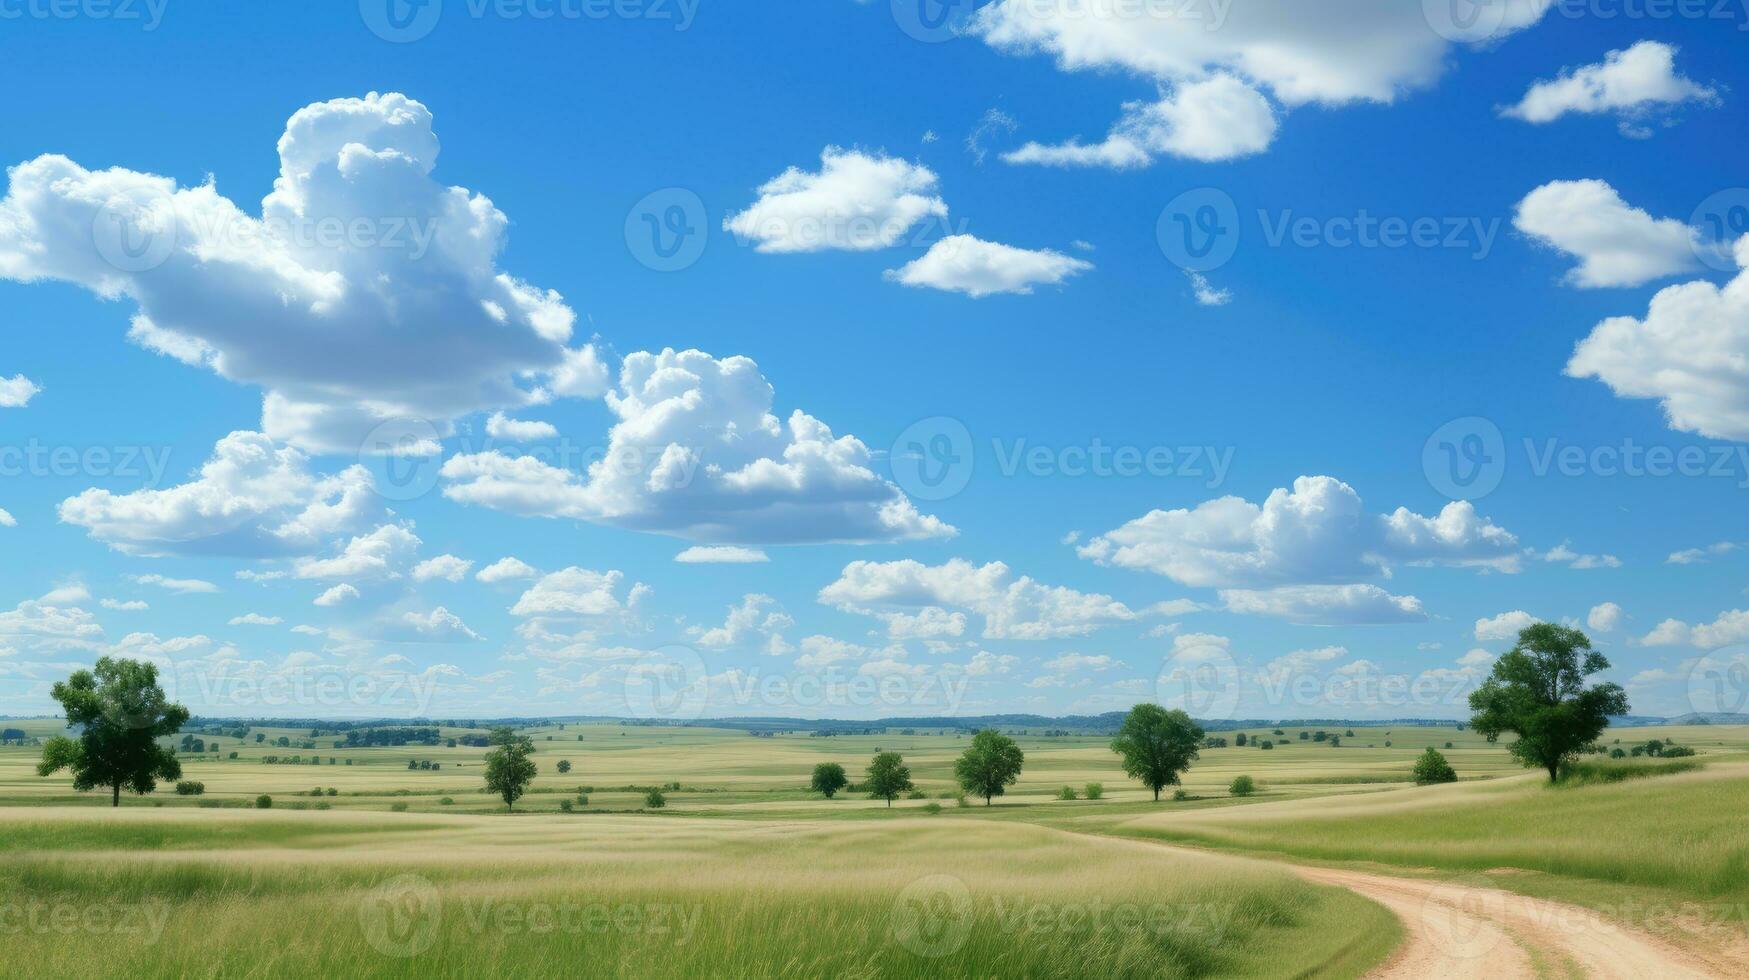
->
3, 718, 1745, 976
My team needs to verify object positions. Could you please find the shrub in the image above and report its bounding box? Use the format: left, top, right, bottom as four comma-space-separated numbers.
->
390, 802, 409, 812
1229, 775, 1256, 797
954, 794, 969, 808
575, 793, 589, 806
1610, 748, 1627, 759
1259, 740, 1274, 750
439, 797, 455, 806
1057, 785, 1077, 801
907, 789, 928, 799
314, 802, 331, 811
309, 787, 325, 797
175, 781, 205, 796
1660, 744, 1697, 758
922, 802, 943, 814
644, 788, 667, 809
1558, 758, 1703, 786
228, 752, 238, 759
559, 799, 574, 813
1444, 742, 1454, 749
1413, 748, 1458, 785
1083, 782, 1103, 800
1172, 788, 1189, 802
557, 760, 572, 774
256, 795, 273, 809
327, 788, 338, 797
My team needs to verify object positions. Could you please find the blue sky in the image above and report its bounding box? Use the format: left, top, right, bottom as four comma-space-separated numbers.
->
1, 0, 1746, 722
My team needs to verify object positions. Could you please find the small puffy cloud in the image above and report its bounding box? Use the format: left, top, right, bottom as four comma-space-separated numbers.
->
0, 589, 105, 650
100, 599, 149, 611
0, 507, 13, 527
819, 558, 1138, 640
1220, 585, 1426, 626
510, 567, 649, 619
691, 594, 792, 654
674, 545, 770, 564
1080, 476, 1519, 591
399, 606, 482, 642
1669, 542, 1737, 565
1186, 272, 1232, 307
59, 431, 380, 558
1540, 542, 1621, 570
485, 413, 558, 441
1588, 602, 1624, 633
477, 557, 539, 583
294, 524, 420, 581
412, 554, 474, 583
1567, 240, 1749, 440
443, 349, 952, 545
0, 374, 41, 408
885, 235, 1091, 298
1043, 652, 1118, 672
1476, 610, 1537, 642
723, 148, 947, 253
313, 584, 359, 607
228, 613, 283, 626
1514, 179, 1699, 288
879, 606, 968, 641
130, 574, 219, 594
1640, 610, 1749, 650
1004, 75, 1276, 168
1502, 41, 1715, 136
0, 92, 600, 452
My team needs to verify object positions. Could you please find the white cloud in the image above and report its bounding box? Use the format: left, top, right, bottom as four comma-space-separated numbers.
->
1514, 179, 1699, 288
130, 574, 220, 594
1588, 602, 1624, 633
59, 431, 380, 557
1080, 476, 1519, 590
442, 349, 952, 545
0, 92, 601, 453
1502, 41, 1715, 135
510, 567, 649, 619
1258, 645, 1347, 686
1476, 610, 1537, 642
476, 557, 538, 583
1186, 272, 1232, 307
961, 650, 1017, 676
885, 235, 1091, 298
1004, 75, 1276, 168
723, 148, 947, 253
878, 606, 968, 640
1669, 542, 1737, 565
228, 613, 283, 626
100, 599, 148, 611
0, 508, 13, 528
485, 413, 558, 441
819, 558, 1138, 640
313, 583, 360, 607
294, 524, 420, 581
674, 545, 769, 564
1567, 239, 1749, 440
0, 375, 41, 408
0, 590, 104, 650
1043, 652, 1118, 672
692, 594, 792, 654
412, 554, 474, 583
1219, 585, 1426, 626
1640, 610, 1749, 650
400, 606, 482, 642
1540, 542, 1621, 570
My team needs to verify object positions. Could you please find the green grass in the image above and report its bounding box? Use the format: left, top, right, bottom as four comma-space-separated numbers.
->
1556, 757, 1705, 786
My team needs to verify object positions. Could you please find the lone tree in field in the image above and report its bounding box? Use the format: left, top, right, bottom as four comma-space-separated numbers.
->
810, 762, 848, 799
1468, 623, 1628, 783
1412, 747, 1458, 785
37, 657, 188, 807
483, 727, 537, 811
954, 728, 1024, 806
865, 751, 913, 807
1110, 703, 1204, 802
556, 759, 572, 775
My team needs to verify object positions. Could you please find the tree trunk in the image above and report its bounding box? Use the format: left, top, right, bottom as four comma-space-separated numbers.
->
1547, 762, 1559, 783
112, 783, 121, 807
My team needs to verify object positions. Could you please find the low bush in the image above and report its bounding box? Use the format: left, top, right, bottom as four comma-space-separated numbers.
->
1229, 776, 1256, 797
1084, 782, 1103, 800
922, 802, 943, 815
645, 789, 667, 809
1057, 786, 1077, 801
174, 781, 205, 796
1558, 758, 1703, 787
256, 795, 273, 809
390, 802, 409, 812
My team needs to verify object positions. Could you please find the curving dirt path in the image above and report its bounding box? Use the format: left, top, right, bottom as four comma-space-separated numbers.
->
1293, 866, 1721, 979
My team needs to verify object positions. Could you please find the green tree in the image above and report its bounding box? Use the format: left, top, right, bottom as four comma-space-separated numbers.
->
37, 658, 188, 807
1412, 747, 1458, 785
1110, 704, 1204, 801
483, 727, 537, 811
556, 759, 572, 775
1468, 623, 1629, 783
810, 762, 848, 799
864, 751, 913, 807
1228, 775, 1255, 797
953, 728, 1025, 806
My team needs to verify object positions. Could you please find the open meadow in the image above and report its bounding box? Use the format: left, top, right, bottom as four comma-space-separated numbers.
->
4, 719, 1748, 977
